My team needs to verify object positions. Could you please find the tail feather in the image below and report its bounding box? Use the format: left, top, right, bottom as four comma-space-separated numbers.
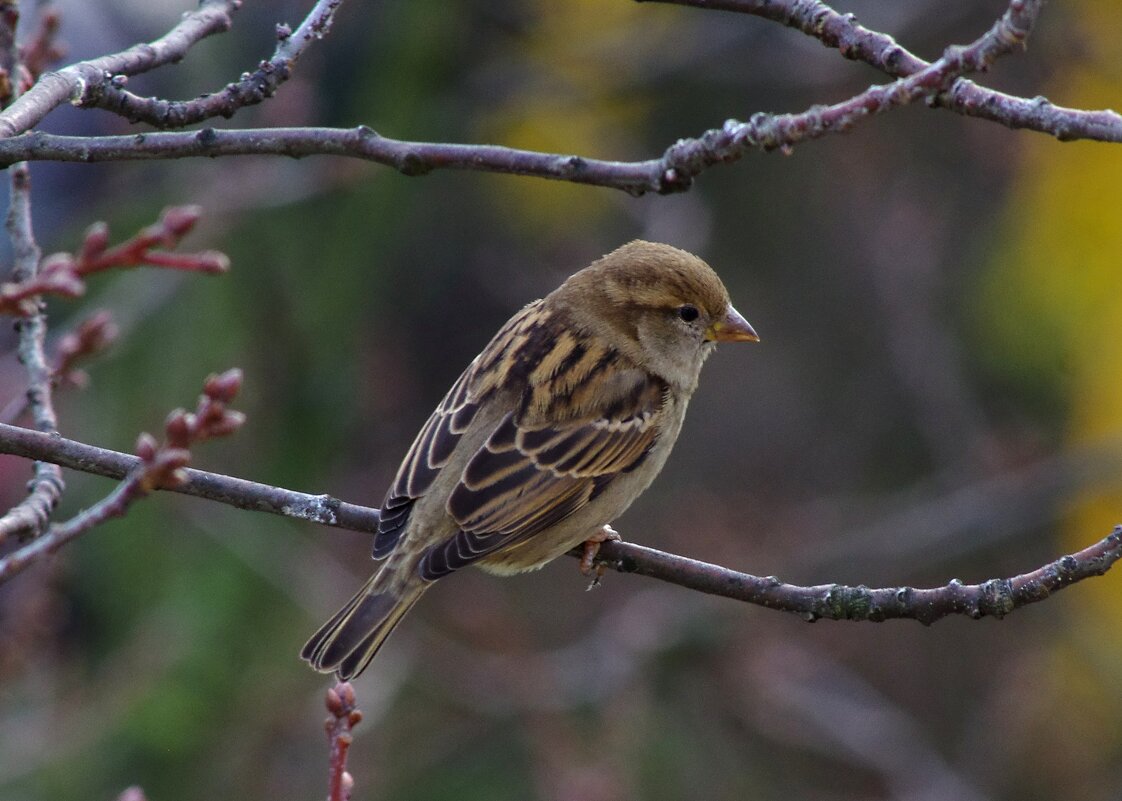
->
302, 574, 425, 680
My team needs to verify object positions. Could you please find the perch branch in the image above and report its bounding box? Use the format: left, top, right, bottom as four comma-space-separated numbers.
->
589, 530, 1122, 625
0, 421, 1117, 622
0, 422, 381, 532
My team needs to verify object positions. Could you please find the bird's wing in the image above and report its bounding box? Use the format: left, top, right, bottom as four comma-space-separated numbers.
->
373, 301, 667, 576
372, 366, 478, 559
417, 370, 667, 581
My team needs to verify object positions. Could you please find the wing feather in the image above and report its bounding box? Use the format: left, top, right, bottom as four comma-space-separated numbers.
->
373, 301, 667, 578
419, 373, 665, 579
371, 368, 479, 559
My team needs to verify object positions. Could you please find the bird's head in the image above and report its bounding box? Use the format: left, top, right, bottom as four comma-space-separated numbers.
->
551, 240, 758, 391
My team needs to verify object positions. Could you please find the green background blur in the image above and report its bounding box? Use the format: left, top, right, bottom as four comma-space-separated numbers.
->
3, 0, 1122, 799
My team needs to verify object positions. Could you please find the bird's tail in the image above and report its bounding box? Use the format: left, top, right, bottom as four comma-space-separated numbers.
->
301, 569, 425, 680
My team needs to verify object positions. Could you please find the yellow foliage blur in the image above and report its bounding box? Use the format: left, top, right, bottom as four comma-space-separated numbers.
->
474, 1, 676, 232
979, 8, 1122, 627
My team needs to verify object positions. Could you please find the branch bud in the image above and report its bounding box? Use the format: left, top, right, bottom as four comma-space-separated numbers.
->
164, 409, 195, 447
134, 432, 158, 462
203, 368, 243, 403
159, 205, 202, 242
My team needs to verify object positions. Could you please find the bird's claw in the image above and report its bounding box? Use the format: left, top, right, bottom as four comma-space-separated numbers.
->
581, 525, 621, 588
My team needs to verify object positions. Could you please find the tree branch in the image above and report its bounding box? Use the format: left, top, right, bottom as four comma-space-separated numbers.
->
86, 0, 343, 128
1, 421, 1117, 623
0, 4, 62, 544
0, 0, 1104, 196
0, 422, 381, 532
0, 370, 246, 582
0, 0, 238, 137
649, 0, 1122, 143
590, 530, 1122, 624
0, 164, 61, 543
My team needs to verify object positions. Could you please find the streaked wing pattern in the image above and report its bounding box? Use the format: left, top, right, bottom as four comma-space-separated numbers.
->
371, 368, 478, 559
418, 376, 665, 580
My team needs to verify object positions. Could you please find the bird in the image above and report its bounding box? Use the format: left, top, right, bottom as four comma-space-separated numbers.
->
301, 240, 758, 679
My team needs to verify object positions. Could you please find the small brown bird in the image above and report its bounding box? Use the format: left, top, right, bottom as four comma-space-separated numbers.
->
302, 241, 758, 679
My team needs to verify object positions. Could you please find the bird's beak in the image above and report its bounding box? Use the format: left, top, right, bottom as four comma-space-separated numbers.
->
706, 304, 759, 343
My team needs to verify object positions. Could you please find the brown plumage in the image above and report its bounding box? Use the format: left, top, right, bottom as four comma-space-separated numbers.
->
302, 240, 758, 679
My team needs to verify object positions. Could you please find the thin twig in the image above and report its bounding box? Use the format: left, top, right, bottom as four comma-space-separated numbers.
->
0, 206, 228, 316
0, 0, 238, 137
87, 0, 344, 128
647, 0, 1119, 143
0, 310, 119, 424
0, 126, 666, 193
17, 4, 64, 85
0, 370, 245, 582
324, 682, 361, 801
0, 0, 1107, 196
0, 421, 1117, 622
0, 462, 161, 579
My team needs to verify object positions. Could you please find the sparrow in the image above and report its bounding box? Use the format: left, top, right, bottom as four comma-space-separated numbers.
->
302, 240, 758, 679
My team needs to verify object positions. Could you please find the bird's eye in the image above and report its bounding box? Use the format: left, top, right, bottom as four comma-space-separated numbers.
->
677, 304, 700, 323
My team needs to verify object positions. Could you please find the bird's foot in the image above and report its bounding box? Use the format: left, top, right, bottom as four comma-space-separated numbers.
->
581, 525, 621, 588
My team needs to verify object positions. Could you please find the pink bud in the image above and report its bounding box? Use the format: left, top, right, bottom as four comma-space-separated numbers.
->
159, 205, 202, 241
135, 432, 158, 461
205, 410, 246, 438
325, 687, 343, 716
203, 368, 243, 403
164, 409, 195, 447
194, 251, 231, 275
80, 222, 110, 260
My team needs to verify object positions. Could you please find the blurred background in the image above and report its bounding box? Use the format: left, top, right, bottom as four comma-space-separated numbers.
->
2, 0, 1122, 798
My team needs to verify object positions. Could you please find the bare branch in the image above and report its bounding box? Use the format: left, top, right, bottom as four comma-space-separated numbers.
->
0, 126, 669, 193
0, 0, 238, 137
0, 160, 64, 544
590, 528, 1122, 624
0, 0, 1113, 198
0, 420, 1117, 623
0, 1, 1081, 195
0, 421, 381, 532
0, 370, 246, 582
650, 0, 1122, 142
88, 0, 344, 128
